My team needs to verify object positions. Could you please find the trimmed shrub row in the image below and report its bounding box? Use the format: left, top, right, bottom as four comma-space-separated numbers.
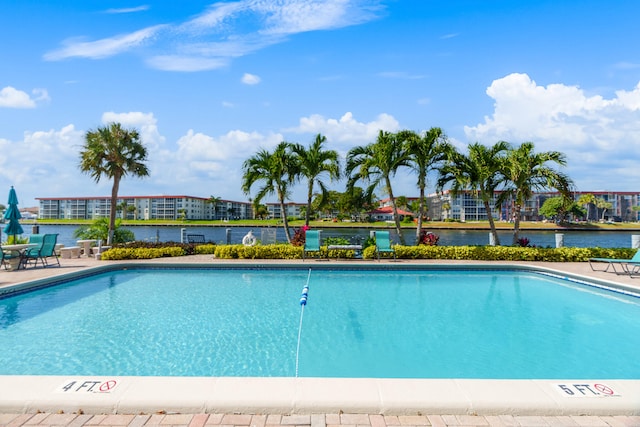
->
101, 243, 636, 262
101, 242, 216, 260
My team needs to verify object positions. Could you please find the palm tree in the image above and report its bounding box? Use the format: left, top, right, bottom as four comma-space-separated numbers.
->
577, 193, 597, 221
346, 130, 410, 245
596, 197, 613, 221
207, 195, 221, 220
79, 122, 149, 245
497, 142, 573, 245
241, 141, 299, 243
438, 141, 509, 245
116, 201, 129, 219
291, 134, 341, 226
400, 128, 450, 244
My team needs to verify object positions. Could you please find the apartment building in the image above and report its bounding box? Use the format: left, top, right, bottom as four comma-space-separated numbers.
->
426, 190, 640, 222
35, 190, 640, 222
37, 195, 238, 221
37, 196, 302, 221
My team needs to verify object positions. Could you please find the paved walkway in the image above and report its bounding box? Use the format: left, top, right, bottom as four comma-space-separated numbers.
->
1, 412, 640, 427
1, 256, 639, 426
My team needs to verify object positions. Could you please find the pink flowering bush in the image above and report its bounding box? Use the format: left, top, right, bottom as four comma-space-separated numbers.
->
418, 231, 439, 246
291, 225, 310, 247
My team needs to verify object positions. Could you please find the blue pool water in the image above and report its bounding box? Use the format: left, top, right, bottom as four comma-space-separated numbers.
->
0, 267, 639, 379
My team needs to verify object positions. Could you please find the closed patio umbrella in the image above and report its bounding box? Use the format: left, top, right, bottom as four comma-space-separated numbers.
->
3, 186, 24, 242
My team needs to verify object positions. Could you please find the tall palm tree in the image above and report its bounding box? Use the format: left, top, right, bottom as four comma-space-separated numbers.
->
400, 128, 450, 244
498, 142, 573, 245
79, 122, 149, 245
438, 141, 509, 246
291, 134, 341, 226
241, 141, 299, 243
346, 130, 410, 245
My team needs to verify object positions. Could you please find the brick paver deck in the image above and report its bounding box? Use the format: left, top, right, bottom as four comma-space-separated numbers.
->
0, 413, 639, 427
1, 256, 639, 425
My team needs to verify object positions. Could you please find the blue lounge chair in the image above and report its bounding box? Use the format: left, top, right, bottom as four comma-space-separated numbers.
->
374, 231, 396, 261
303, 230, 322, 259
589, 249, 640, 275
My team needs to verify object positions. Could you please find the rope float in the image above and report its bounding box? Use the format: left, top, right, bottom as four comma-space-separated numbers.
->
299, 268, 311, 305
295, 268, 312, 377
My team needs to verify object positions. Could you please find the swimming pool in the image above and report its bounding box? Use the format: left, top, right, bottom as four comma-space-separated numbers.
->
1, 265, 639, 379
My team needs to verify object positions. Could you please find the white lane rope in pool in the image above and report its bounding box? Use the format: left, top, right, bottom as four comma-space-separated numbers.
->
295, 268, 312, 377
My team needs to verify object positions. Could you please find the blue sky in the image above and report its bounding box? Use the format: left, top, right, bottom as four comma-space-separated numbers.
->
2, 0, 640, 208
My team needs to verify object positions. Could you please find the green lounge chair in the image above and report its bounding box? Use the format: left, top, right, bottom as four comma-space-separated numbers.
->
22, 233, 60, 268
588, 249, 640, 275
375, 231, 396, 261
303, 230, 322, 259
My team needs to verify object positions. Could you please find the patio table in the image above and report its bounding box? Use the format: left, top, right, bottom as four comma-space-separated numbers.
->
2, 243, 37, 271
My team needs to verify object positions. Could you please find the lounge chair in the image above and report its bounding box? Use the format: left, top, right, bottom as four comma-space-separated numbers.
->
588, 249, 640, 275
303, 230, 322, 259
186, 234, 206, 243
374, 231, 396, 261
22, 233, 60, 268
1, 245, 22, 270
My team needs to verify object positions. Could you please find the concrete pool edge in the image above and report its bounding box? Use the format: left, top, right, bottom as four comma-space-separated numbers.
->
4, 260, 640, 298
1, 260, 639, 416
0, 376, 638, 415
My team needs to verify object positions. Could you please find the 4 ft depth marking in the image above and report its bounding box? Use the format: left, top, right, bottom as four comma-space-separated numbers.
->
58, 379, 119, 394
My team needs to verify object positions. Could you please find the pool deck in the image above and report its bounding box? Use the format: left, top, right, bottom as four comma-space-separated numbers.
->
1, 255, 639, 426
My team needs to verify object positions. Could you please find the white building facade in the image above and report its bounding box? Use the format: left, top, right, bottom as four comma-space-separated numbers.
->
37, 196, 305, 221
427, 190, 640, 222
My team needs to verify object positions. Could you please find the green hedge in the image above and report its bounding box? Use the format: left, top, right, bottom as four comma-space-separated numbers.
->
101, 246, 186, 260
99, 243, 637, 262
214, 244, 301, 259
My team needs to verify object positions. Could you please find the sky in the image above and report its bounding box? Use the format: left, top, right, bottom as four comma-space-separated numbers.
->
2, 0, 640, 209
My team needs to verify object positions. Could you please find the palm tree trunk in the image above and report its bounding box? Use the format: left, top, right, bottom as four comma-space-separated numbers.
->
415, 186, 425, 244
279, 196, 292, 243
305, 182, 313, 226
512, 203, 522, 245
108, 175, 121, 245
484, 199, 501, 246
386, 178, 405, 246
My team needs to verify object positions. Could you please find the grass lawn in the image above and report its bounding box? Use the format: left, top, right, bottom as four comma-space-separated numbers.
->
30, 218, 640, 230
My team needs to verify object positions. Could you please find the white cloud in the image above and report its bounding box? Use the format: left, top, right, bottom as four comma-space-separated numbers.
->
2, 110, 404, 205
101, 111, 165, 151
0, 125, 87, 202
241, 73, 261, 85
146, 55, 229, 72
464, 73, 640, 191
290, 111, 400, 142
45, 1, 383, 71
256, 0, 383, 35
0, 87, 38, 108
44, 25, 166, 60
104, 5, 150, 14
613, 61, 640, 70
